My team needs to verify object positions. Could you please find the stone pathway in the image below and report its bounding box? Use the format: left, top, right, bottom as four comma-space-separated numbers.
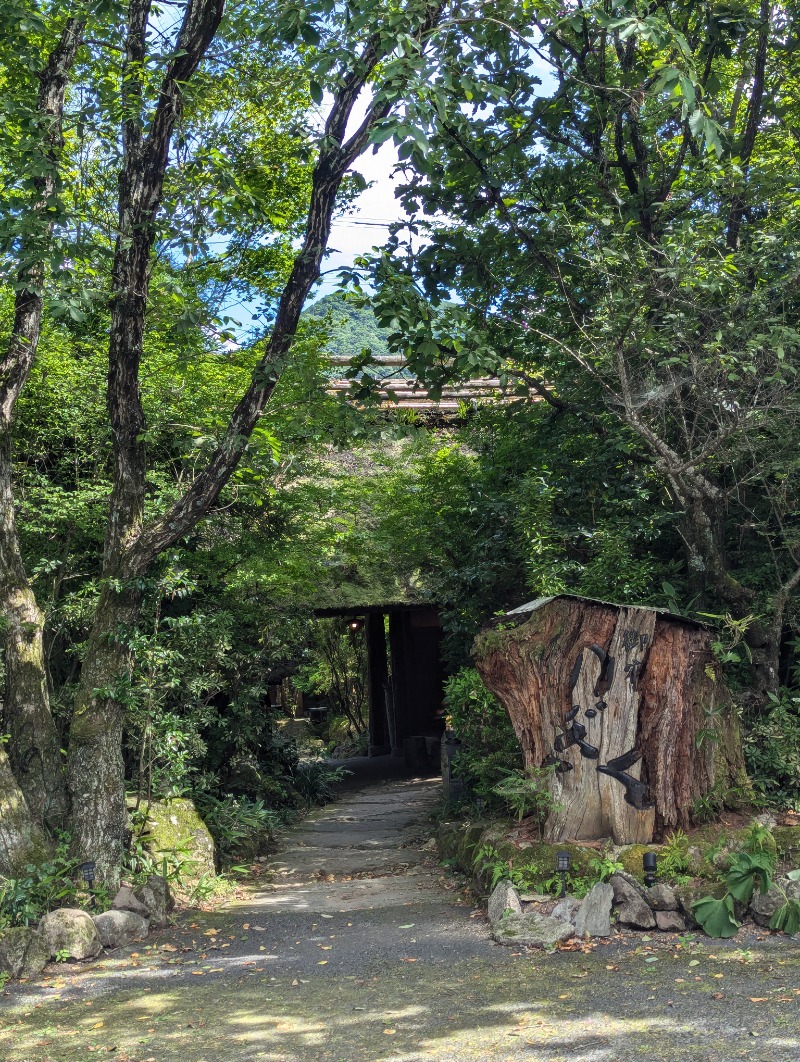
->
1, 776, 799, 1061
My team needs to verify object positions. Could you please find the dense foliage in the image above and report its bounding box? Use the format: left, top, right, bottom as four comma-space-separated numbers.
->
443, 668, 523, 807
2, 0, 800, 893
363, 0, 800, 698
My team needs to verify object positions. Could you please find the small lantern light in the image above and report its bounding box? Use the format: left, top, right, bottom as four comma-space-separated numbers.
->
557, 851, 570, 897
349, 618, 363, 632
80, 860, 96, 907
643, 851, 657, 887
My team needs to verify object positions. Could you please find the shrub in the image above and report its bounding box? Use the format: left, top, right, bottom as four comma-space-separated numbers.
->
0, 835, 98, 928
195, 794, 283, 867
743, 691, 800, 809
444, 667, 523, 807
289, 759, 351, 806
491, 766, 559, 837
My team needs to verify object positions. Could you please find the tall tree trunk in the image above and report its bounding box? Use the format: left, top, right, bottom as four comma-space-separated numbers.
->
66, 583, 139, 886
1, 430, 68, 828
0, 14, 86, 831
0, 747, 51, 876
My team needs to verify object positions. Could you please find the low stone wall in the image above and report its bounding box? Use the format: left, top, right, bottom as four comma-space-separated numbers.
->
438, 819, 800, 945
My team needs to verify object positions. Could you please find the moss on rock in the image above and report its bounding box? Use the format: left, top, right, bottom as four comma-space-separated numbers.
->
436, 823, 463, 861
616, 844, 660, 881
142, 798, 216, 880
774, 825, 800, 861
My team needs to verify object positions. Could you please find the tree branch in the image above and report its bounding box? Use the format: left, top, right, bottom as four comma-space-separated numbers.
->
126, 2, 447, 573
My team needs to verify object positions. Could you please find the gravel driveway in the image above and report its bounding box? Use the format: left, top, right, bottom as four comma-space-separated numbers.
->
1, 775, 798, 1061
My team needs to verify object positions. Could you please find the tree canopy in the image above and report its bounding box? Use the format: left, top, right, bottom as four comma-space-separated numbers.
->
1, 0, 800, 885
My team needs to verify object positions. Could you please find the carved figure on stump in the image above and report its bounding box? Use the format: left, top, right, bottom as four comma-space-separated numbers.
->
473, 596, 747, 844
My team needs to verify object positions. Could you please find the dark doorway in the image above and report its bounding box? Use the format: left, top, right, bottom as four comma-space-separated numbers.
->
315, 604, 445, 771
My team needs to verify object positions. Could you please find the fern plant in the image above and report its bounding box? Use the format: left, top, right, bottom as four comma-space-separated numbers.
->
491, 765, 560, 837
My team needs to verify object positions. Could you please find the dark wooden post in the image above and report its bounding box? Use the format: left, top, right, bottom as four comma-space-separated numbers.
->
366, 613, 390, 756
473, 596, 748, 844
388, 611, 410, 754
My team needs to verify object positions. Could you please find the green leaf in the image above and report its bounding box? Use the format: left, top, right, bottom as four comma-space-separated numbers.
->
725, 852, 773, 905
692, 895, 739, 938
769, 899, 800, 934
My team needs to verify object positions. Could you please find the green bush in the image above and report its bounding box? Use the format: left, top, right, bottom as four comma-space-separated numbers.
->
444, 667, 523, 807
491, 766, 559, 837
743, 691, 800, 809
195, 794, 283, 867
289, 759, 351, 806
0, 835, 99, 928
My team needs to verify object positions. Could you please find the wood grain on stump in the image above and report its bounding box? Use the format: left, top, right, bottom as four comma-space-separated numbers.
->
473, 596, 746, 844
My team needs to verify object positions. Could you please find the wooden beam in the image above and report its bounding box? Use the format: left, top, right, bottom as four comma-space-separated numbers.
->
366, 614, 390, 756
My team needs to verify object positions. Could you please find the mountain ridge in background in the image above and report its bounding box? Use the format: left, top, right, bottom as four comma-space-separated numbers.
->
304, 291, 391, 359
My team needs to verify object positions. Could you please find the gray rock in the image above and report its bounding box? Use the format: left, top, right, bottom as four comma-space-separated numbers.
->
93, 910, 149, 949
0, 927, 49, 980
655, 910, 686, 932
487, 880, 522, 927
611, 872, 654, 928
610, 872, 646, 904
754, 812, 777, 830
575, 882, 613, 938
38, 908, 101, 960
112, 886, 150, 919
551, 897, 581, 926
644, 883, 678, 911
750, 876, 800, 928
492, 911, 574, 950
133, 874, 174, 928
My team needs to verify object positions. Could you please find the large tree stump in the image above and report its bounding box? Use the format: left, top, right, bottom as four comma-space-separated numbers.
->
473, 596, 747, 844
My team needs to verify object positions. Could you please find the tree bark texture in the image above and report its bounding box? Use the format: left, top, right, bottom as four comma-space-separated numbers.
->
473, 596, 746, 844
66, 584, 140, 887
0, 746, 50, 876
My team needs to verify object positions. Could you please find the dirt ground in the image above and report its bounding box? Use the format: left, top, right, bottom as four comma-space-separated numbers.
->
1, 775, 798, 1062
